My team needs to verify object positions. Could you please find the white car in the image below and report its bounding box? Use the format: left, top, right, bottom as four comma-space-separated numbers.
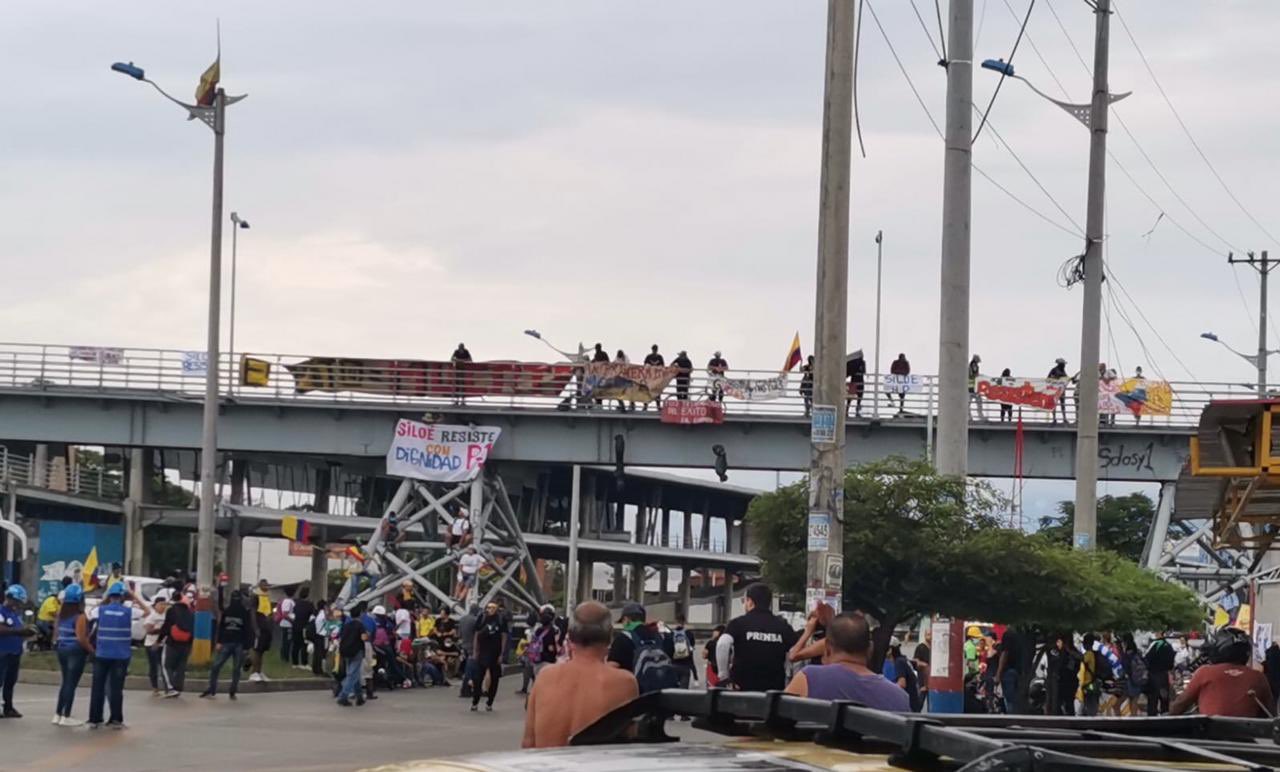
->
83, 575, 167, 644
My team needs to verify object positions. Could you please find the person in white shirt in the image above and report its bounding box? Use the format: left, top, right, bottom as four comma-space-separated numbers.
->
394, 607, 412, 641
454, 547, 485, 601
143, 591, 170, 696
277, 587, 296, 664
446, 509, 472, 552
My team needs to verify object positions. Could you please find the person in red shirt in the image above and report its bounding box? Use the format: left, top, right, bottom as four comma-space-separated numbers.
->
1171, 628, 1273, 718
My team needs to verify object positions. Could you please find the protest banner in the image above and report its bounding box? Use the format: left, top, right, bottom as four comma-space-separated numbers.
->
582, 362, 678, 402
883, 374, 922, 394
712, 374, 786, 401
182, 351, 208, 374
1100, 377, 1173, 416
661, 400, 725, 425
284, 357, 575, 399
975, 376, 1063, 410
386, 419, 501, 483
69, 346, 124, 365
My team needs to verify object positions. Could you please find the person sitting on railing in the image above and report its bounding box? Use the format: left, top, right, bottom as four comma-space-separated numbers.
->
642, 345, 665, 411
707, 351, 728, 403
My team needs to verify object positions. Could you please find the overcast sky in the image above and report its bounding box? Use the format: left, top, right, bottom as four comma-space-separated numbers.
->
4, 1, 1275, 519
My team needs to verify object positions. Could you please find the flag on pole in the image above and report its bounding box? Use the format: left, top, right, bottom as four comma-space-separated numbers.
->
82, 546, 100, 590
783, 333, 803, 372
281, 515, 311, 543
195, 56, 220, 106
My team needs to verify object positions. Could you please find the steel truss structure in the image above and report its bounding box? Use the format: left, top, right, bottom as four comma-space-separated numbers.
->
340, 471, 545, 613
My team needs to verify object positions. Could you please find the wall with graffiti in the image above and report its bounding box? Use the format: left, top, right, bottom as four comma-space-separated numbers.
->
37, 520, 123, 602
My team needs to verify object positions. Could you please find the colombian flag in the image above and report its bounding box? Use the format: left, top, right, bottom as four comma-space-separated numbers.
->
82, 546, 100, 591
345, 545, 365, 563
783, 333, 802, 372
195, 57, 220, 106
282, 515, 311, 543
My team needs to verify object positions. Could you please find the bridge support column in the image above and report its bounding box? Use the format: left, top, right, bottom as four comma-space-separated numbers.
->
682, 510, 692, 551
577, 559, 593, 605
33, 444, 48, 487
631, 561, 645, 601
226, 512, 243, 586
312, 467, 332, 602
124, 447, 152, 576
678, 569, 691, 623
612, 563, 626, 602
658, 508, 670, 598
720, 570, 734, 623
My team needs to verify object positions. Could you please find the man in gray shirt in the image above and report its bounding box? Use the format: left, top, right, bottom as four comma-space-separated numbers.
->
457, 606, 480, 699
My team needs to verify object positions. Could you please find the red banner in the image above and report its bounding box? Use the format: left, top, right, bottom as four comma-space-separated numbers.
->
283, 357, 575, 399
975, 376, 1063, 411
661, 401, 725, 425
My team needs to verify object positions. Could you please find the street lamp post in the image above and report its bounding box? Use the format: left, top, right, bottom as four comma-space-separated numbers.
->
229, 212, 250, 395
980, 0, 1125, 550
111, 60, 246, 596
873, 230, 883, 419
1201, 331, 1280, 394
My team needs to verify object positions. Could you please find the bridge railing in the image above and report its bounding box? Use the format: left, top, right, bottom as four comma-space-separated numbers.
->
0, 341, 1261, 427
0, 445, 125, 500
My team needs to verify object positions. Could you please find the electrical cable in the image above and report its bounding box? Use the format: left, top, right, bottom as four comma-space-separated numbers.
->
972, 0, 1035, 145
1113, 0, 1280, 247
908, 0, 942, 62
1106, 260, 1202, 382
933, 0, 948, 61
853, 0, 867, 158
972, 107, 1084, 233
864, 0, 1081, 238
1229, 264, 1259, 335
974, 0, 989, 52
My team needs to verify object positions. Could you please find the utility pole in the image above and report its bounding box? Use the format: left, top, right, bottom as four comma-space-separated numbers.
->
873, 230, 883, 419
1228, 250, 1273, 394
935, 0, 974, 477
807, 0, 854, 611
1072, 0, 1113, 551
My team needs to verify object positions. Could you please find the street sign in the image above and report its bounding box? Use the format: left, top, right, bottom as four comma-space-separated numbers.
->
805, 587, 842, 614
807, 511, 831, 551
824, 553, 843, 588
810, 404, 836, 443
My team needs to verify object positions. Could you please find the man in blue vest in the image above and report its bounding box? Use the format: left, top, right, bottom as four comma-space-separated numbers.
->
0, 584, 36, 718
88, 582, 137, 729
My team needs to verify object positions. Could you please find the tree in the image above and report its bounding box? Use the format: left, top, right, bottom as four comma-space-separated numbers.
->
1039, 493, 1153, 563
748, 458, 1200, 669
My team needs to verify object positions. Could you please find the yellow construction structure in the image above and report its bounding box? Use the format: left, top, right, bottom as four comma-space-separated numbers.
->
1185, 399, 1280, 551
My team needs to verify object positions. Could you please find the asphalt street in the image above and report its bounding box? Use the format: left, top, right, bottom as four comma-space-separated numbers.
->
2, 679, 715, 771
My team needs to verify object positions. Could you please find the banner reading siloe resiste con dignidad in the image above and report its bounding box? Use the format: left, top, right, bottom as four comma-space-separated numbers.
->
385, 419, 501, 483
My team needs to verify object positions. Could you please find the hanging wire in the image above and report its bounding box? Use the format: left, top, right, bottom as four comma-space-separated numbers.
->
972, 107, 1084, 233
933, 0, 948, 61
864, 0, 1082, 239
972, 0, 1036, 145
908, 0, 942, 62
852, 0, 867, 158
1114, 1, 1280, 247
1229, 263, 1259, 335
974, 0, 989, 51
1106, 260, 1203, 382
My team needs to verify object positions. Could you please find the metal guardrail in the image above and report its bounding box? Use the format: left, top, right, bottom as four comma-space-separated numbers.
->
0, 341, 1258, 427
0, 445, 125, 500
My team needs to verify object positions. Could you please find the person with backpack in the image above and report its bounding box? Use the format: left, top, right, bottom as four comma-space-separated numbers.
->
159, 589, 196, 698
607, 603, 680, 694
470, 600, 509, 712
670, 617, 697, 688
527, 604, 560, 679
1119, 633, 1148, 716
1145, 631, 1177, 715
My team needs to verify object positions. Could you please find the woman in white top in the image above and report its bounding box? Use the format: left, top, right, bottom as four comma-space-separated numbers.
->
142, 592, 169, 696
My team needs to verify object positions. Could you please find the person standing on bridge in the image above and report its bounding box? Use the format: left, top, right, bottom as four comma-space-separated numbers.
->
969, 355, 984, 421
846, 351, 866, 417
672, 350, 693, 402
1048, 358, 1070, 424
801, 356, 815, 416
642, 345, 665, 410
589, 344, 610, 409
613, 350, 633, 412
451, 343, 473, 405
707, 351, 728, 403
889, 353, 911, 416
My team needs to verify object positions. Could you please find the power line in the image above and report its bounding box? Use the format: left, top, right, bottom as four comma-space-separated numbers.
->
863, 0, 1082, 238
1105, 259, 1202, 382
972, 108, 1084, 233
1113, 0, 1280, 247
908, 0, 942, 62
1229, 263, 1259, 335
972, 0, 1035, 145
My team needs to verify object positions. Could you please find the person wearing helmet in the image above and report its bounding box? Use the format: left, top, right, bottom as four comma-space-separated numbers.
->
52, 583, 93, 726
1171, 627, 1273, 717
87, 581, 139, 729
0, 584, 35, 718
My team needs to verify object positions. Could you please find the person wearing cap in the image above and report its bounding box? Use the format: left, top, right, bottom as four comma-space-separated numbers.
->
606, 602, 673, 674
963, 625, 982, 677
52, 584, 94, 726
706, 351, 728, 403
883, 636, 921, 712
968, 354, 984, 421
671, 350, 693, 402
87, 582, 139, 729
0, 584, 35, 718
1047, 357, 1071, 424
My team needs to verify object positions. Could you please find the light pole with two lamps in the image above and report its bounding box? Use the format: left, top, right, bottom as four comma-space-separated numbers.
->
110, 60, 246, 605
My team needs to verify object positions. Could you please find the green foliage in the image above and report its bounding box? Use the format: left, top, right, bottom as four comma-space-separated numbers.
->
1039, 493, 1154, 563
747, 458, 1201, 639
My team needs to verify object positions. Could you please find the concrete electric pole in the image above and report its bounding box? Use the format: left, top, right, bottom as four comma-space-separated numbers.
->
1071, 0, 1114, 551
935, 0, 975, 478
807, 0, 854, 610
1227, 250, 1274, 394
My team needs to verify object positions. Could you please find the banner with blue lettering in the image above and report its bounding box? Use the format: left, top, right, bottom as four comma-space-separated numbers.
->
385, 419, 502, 483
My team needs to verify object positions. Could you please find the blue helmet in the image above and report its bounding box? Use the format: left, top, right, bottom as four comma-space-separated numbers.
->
106, 581, 127, 598
63, 584, 85, 604
4, 584, 27, 603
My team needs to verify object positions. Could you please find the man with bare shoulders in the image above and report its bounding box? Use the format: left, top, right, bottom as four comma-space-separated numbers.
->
522, 601, 639, 748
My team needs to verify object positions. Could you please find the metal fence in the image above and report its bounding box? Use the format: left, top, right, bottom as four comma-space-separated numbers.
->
0, 445, 125, 500
0, 341, 1256, 427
